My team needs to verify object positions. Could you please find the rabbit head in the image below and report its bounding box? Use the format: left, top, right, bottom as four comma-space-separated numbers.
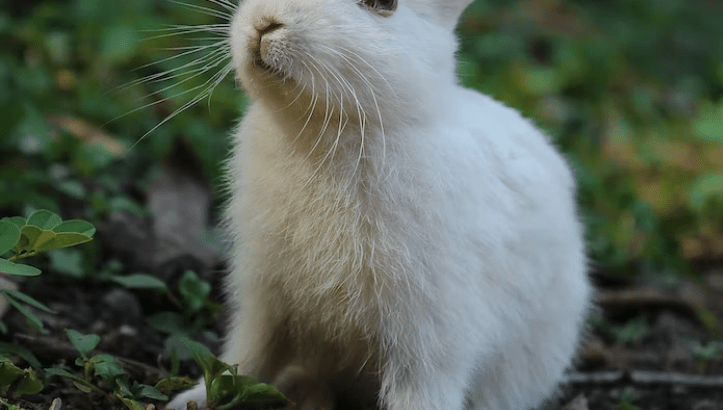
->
230, 0, 474, 131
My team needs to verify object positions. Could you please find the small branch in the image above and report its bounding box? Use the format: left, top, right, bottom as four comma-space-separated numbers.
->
14, 334, 166, 380
8, 251, 36, 262
565, 370, 723, 388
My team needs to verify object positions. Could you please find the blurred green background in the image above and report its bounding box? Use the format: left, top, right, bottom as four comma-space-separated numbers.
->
0, 0, 722, 278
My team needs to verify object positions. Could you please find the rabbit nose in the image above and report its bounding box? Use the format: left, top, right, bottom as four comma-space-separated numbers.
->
254, 18, 284, 37
256, 19, 283, 36
256, 20, 284, 61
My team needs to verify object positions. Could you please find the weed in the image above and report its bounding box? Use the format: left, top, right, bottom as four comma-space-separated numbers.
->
0, 210, 96, 333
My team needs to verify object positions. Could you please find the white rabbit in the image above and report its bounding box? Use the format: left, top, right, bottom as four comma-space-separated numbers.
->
168, 0, 591, 409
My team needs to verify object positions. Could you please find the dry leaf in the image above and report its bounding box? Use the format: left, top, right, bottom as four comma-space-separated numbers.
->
46, 115, 127, 156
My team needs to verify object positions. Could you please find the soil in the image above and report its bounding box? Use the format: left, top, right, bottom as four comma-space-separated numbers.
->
2, 144, 723, 410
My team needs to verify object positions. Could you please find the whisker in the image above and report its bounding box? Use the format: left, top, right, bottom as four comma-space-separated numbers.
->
137, 50, 230, 99
125, 62, 234, 154
157, 41, 230, 51
306, 52, 359, 172
338, 46, 397, 98
278, 82, 307, 112
115, 42, 229, 92
290, 60, 319, 148
110, 49, 231, 124
111, 0, 238, 153
322, 45, 388, 169
302, 58, 334, 166
131, 39, 228, 73
142, 24, 230, 39
167, 0, 233, 20
203, 0, 238, 12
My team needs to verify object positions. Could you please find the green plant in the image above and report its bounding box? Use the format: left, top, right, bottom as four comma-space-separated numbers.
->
616, 386, 642, 410
0, 398, 25, 410
689, 340, 723, 373
41, 330, 288, 410
0, 342, 44, 410
0, 358, 43, 399
591, 315, 650, 345
49, 254, 169, 295
179, 339, 289, 410
0, 210, 96, 333
147, 270, 221, 346
690, 340, 723, 361
44, 329, 172, 410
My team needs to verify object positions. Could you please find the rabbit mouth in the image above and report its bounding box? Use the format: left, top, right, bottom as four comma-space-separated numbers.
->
250, 41, 275, 72
250, 50, 291, 82
251, 49, 271, 71
247, 21, 291, 78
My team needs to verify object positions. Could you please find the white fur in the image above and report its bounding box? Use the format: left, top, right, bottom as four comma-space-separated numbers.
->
168, 0, 591, 409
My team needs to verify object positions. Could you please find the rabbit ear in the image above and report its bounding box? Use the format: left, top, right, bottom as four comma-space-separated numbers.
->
413, 0, 475, 28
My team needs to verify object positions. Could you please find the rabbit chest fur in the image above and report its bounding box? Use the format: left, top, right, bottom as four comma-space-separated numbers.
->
168, 1, 591, 409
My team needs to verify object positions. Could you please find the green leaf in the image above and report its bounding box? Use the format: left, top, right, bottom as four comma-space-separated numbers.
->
136, 384, 168, 401
183, 338, 238, 400
117, 379, 134, 398
56, 180, 88, 200
16, 104, 53, 157
242, 381, 289, 404
1, 218, 26, 230
214, 375, 289, 410
15, 368, 43, 395
0, 258, 42, 277
43, 367, 78, 379
0, 360, 23, 387
693, 102, 723, 144
48, 249, 85, 278
91, 354, 126, 385
184, 338, 216, 375
34, 233, 93, 253
617, 402, 641, 410
119, 397, 146, 410
147, 312, 189, 336
11, 218, 94, 257
0, 221, 21, 256
687, 173, 723, 211
26, 210, 62, 230
610, 316, 649, 344
3, 291, 54, 313
0, 398, 23, 410
690, 340, 723, 360
694, 308, 719, 334
2, 291, 46, 333
108, 196, 147, 217
73, 380, 97, 393
65, 329, 100, 359
0, 216, 25, 229
15, 225, 55, 255
100, 25, 140, 64
180, 270, 211, 314
0, 343, 43, 369
53, 220, 96, 237
154, 376, 196, 396
110, 274, 169, 292
164, 334, 195, 361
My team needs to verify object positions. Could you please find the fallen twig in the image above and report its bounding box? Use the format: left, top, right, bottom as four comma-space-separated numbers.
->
566, 370, 723, 388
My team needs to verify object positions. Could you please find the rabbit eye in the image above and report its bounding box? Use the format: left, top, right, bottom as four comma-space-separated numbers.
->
359, 0, 398, 15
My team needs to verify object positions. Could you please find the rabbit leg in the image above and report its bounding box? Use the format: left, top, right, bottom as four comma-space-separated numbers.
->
166, 294, 285, 409
274, 365, 335, 410
379, 336, 476, 410
165, 383, 207, 410
468, 307, 585, 409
